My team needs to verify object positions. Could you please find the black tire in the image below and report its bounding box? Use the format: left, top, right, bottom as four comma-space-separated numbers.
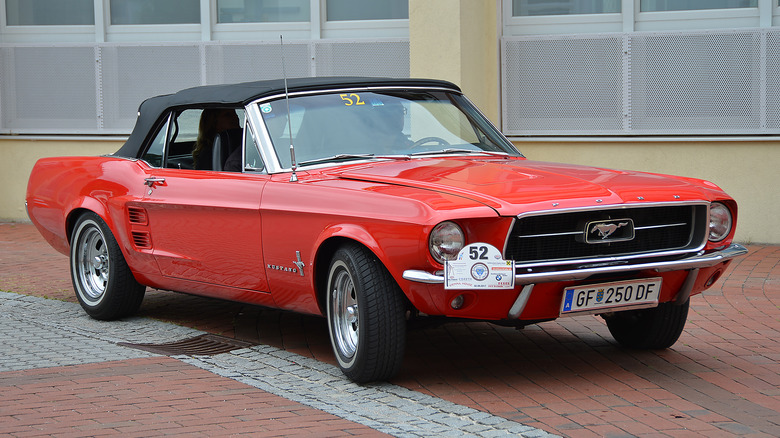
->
326, 243, 406, 383
604, 300, 689, 349
70, 212, 145, 320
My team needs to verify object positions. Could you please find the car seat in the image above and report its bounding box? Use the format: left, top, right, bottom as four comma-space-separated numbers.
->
212, 128, 243, 171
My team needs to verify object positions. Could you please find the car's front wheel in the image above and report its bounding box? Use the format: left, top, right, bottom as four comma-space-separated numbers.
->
603, 300, 689, 349
326, 243, 406, 383
70, 212, 145, 320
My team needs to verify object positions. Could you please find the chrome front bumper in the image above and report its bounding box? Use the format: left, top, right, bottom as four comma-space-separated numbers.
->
402, 243, 748, 286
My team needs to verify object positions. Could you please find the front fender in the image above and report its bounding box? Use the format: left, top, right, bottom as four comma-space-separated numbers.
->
310, 221, 428, 314
315, 223, 390, 266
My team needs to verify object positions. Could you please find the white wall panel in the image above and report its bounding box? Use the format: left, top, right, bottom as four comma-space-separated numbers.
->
503, 28, 780, 135
313, 39, 409, 77
100, 44, 202, 131
1, 46, 98, 133
0, 39, 409, 134
502, 35, 624, 134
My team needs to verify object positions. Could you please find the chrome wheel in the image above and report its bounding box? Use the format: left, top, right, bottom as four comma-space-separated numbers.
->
330, 262, 359, 361
75, 224, 110, 304
325, 243, 407, 383
70, 212, 145, 320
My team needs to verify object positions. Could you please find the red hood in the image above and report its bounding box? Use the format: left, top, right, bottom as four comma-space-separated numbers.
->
334, 157, 722, 215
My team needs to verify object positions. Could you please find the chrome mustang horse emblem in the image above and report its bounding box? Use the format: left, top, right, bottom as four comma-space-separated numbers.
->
590, 222, 630, 239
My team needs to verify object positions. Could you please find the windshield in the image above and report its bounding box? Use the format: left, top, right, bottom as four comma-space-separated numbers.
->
257, 89, 520, 168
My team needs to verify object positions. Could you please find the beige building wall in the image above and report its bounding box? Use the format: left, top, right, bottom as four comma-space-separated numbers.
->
0, 138, 122, 221
409, 0, 500, 124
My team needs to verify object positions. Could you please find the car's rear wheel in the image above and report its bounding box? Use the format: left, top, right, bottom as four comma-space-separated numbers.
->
603, 300, 689, 349
70, 212, 145, 320
326, 243, 406, 383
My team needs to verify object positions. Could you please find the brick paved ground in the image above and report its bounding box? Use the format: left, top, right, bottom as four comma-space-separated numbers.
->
1, 357, 384, 437
1, 222, 779, 437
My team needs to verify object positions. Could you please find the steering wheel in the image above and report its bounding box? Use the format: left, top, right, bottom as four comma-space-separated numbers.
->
410, 136, 450, 149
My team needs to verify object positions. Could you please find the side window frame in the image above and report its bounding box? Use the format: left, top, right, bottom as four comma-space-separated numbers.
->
141, 106, 262, 172
140, 112, 172, 168
166, 108, 203, 170
243, 119, 267, 173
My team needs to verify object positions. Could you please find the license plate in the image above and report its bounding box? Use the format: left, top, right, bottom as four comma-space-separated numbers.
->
560, 278, 662, 316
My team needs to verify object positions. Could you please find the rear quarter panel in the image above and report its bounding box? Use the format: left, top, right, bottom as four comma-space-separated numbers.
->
26, 156, 149, 267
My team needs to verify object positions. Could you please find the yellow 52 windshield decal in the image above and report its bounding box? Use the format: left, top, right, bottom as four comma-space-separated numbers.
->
339, 93, 365, 106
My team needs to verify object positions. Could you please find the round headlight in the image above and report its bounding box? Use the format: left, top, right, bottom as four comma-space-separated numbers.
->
709, 202, 733, 242
429, 221, 465, 264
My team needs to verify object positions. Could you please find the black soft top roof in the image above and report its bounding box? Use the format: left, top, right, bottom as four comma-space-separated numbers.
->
114, 76, 460, 158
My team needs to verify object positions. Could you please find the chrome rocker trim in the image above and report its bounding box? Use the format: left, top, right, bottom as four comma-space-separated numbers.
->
402, 243, 748, 286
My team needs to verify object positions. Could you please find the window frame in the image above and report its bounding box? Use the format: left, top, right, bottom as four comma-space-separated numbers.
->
139, 107, 257, 172
502, 0, 773, 36
3, 0, 96, 26
0, 0, 409, 43
140, 112, 172, 168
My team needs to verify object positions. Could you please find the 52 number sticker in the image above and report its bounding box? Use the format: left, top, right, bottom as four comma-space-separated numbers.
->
340, 93, 365, 106
445, 243, 515, 290
468, 245, 489, 260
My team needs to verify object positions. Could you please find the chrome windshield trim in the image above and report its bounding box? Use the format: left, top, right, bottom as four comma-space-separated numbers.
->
249, 85, 462, 107
245, 85, 518, 175
402, 243, 748, 286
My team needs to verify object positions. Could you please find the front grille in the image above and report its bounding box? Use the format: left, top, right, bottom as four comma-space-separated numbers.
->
504, 204, 708, 265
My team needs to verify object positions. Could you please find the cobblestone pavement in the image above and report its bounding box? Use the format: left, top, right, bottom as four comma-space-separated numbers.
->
2, 222, 779, 437
0, 291, 551, 437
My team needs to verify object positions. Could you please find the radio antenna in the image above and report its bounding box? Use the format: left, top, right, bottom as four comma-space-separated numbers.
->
281, 35, 298, 182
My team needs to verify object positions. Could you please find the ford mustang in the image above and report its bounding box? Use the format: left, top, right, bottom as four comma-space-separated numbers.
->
26, 77, 747, 382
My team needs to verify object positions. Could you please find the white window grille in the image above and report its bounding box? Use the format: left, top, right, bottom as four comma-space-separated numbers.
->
502, 28, 780, 135
0, 39, 409, 135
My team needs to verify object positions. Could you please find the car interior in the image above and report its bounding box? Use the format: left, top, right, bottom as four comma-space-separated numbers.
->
144, 107, 247, 172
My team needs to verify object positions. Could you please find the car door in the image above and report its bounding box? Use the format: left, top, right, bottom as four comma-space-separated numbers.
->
138, 108, 270, 292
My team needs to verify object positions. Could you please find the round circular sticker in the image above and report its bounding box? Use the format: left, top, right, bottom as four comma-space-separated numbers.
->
470, 263, 489, 281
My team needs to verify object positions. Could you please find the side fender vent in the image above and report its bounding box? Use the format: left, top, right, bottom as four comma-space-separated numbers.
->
127, 206, 148, 225
131, 231, 152, 249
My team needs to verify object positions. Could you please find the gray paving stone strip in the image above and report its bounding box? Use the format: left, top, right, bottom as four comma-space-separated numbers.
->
0, 291, 555, 437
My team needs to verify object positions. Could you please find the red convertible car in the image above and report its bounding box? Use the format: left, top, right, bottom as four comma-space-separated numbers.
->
26, 77, 746, 382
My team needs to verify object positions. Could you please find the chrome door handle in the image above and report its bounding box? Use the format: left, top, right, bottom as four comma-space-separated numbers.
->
144, 177, 165, 187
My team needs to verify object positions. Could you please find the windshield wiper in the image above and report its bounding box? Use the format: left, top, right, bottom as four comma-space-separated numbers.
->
298, 153, 412, 167
298, 154, 375, 166
410, 148, 510, 157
